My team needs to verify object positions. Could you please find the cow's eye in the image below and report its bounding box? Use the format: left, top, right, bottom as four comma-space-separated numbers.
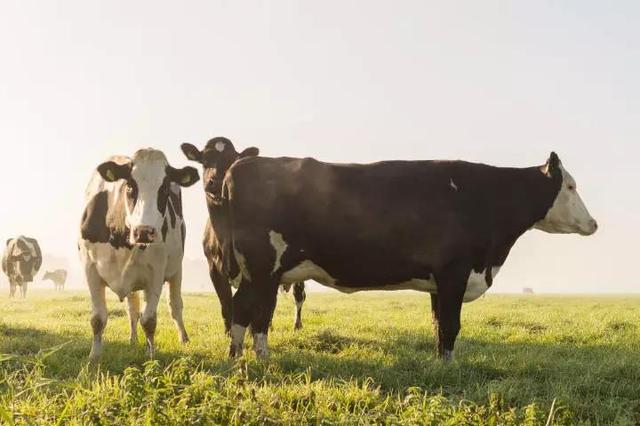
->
568, 185, 575, 191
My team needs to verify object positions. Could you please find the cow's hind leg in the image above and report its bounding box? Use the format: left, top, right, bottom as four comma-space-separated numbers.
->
250, 280, 279, 359
430, 293, 440, 353
166, 269, 189, 344
9, 282, 16, 298
20, 283, 28, 299
433, 266, 468, 362
127, 292, 141, 345
292, 282, 306, 330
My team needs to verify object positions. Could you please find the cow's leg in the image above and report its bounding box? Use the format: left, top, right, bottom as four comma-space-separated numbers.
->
434, 267, 468, 362
126, 292, 141, 345
208, 262, 233, 334
293, 282, 306, 330
230, 280, 251, 358
430, 293, 440, 352
166, 269, 189, 344
9, 282, 16, 298
86, 266, 107, 361
21, 283, 28, 299
141, 286, 161, 358
250, 280, 280, 359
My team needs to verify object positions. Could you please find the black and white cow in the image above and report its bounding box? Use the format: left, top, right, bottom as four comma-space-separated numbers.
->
43, 269, 67, 291
182, 138, 307, 333
2, 236, 42, 298
79, 148, 199, 360
213, 152, 597, 359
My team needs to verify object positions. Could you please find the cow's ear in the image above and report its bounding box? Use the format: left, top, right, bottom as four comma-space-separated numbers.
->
181, 143, 203, 163
6, 239, 11, 246
97, 161, 131, 182
239, 147, 259, 159
541, 152, 561, 178
168, 166, 200, 187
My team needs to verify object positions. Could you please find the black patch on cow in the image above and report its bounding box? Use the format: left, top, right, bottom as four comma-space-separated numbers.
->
161, 218, 169, 242
80, 189, 133, 249
2, 237, 42, 284
157, 176, 171, 216
167, 196, 177, 228
169, 189, 183, 218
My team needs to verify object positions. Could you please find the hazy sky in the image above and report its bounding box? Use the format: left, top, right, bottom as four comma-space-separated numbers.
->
0, 1, 638, 293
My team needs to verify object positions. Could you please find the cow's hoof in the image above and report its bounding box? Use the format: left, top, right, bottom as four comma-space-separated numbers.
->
229, 344, 243, 358
129, 337, 138, 346
180, 335, 190, 344
441, 350, 455, 362
294, 323, 302, 331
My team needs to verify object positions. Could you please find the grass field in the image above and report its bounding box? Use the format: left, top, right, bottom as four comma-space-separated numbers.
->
0, 290, 638, 425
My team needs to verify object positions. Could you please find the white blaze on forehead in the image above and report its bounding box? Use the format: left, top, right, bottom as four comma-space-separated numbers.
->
215, 141, 226, 152
126, 150, 169, 230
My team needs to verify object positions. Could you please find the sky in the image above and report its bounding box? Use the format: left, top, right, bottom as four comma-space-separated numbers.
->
0, 1, 638, 293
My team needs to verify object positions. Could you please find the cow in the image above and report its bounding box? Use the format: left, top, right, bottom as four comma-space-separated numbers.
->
213, 151, 597, 360
2, 236, 42, 298
43, 269, 67, 291
182, 138, 308, 333
78, 148, 199, 360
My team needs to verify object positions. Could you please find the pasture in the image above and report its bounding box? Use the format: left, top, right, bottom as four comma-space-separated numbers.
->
0, 290, 638, 425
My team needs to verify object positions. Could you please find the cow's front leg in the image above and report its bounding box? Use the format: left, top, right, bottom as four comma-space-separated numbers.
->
141, 286, 161, 358
86, 266, 107, 361
166, 268, 189, 344
292, 282, 306, 330
209, 263, 233, 335
434, 266, 468, 362
20, 283, 28, 299
126, 292, 141, 345
9, 282, 16, 298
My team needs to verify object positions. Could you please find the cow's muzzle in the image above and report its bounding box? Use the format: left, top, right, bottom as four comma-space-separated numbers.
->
133, 226, 157, 244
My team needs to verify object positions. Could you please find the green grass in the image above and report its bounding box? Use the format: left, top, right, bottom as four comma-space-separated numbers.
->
0, 291, 638, 425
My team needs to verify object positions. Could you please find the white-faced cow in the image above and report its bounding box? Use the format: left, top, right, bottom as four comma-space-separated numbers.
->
43, 269, 67, 291
78, 148, 199, 360
2, 236, 42, 298
215, 152, 597, 360
181, 137, 307, 332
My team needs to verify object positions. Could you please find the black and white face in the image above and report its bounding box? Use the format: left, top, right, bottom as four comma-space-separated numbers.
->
181, 137, 259, 206
535, 153, 598, 236
97, 149, 199, 245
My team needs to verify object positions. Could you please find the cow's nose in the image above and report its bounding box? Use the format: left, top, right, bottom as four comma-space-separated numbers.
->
133, 226, 156, 244
591, 219, 598, 232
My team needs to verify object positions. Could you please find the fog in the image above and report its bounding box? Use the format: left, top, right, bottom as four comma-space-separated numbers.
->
1, 1, 638, 294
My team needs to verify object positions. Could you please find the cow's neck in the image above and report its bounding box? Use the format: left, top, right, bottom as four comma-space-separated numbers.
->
485, 166, 561, 267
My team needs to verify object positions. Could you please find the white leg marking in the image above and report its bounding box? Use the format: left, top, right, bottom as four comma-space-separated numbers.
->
253, 333, 269, 359
230, 324, 247, 357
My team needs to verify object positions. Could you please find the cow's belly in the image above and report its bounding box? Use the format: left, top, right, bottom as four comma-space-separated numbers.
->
280, 260, 499, 301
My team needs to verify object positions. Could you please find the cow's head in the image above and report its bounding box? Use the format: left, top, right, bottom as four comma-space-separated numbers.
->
535, 152, 598, 236
43, 271, 53, 280
97, 149, 199, 245
181, 137, 259, 205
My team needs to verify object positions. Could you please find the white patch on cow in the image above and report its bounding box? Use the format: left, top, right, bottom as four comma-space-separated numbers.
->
463, 267, 500, 302
126, 150, 169, 235
281, 260, 438, 294
230, 324, 246, 356
215, 141, 226, 152
269, 231, 287, 274
449, 178, 458, 191
253, 333, 269, 358
230, 272, 242, 289
234, 247, 251, 282
534, 163, 597, 236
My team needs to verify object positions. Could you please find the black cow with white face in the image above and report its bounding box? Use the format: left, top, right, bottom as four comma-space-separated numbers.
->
217, 152, 597, 360
79, 148, 199, 360
2, 236, 42, 298
182, 137, 307, 332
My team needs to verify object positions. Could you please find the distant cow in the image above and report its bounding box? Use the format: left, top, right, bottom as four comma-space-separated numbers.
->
522, 287, 535, 295
79, 148, 199, 360
183, 138, 307, 333
211, 151, 597, 360
2, 236, 42, 298
43, 269, 67, 291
